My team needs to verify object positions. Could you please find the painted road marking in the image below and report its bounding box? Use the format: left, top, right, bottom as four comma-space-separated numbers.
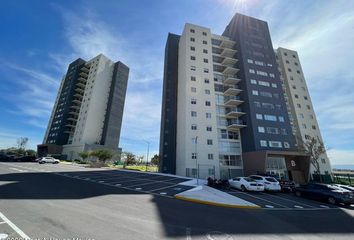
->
228, 191, 288, 208
265, 205, 274, 208
266, 193, 316, 208
320, 205, 330, 208
135, 188, 142, 190
0, 233, 9, 240
160, 192, 167, 195
186, 227, 192, 240
115, 184, 122, 186
9, 167, 28, 172
0, 211, 30, 240
294, 205, 304, 208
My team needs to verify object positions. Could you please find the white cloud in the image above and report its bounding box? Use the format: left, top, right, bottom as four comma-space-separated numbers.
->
328, 149, 354, 165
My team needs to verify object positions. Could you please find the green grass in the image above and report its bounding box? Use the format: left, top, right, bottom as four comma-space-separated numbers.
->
333, 177, 354, 186
110, 164, 158, 172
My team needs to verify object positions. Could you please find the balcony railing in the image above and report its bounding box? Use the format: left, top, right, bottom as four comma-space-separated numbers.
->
224, 85, 242, 96
227, 119, 247, 129
223, 75, 241, 85
224, 96, 243, 106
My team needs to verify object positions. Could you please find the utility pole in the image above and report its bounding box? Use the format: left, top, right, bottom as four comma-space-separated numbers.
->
143, 140, 150, 172
195, 136, 198, 185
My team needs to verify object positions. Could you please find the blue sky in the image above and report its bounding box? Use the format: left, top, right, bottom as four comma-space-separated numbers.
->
0, 0, 353, 165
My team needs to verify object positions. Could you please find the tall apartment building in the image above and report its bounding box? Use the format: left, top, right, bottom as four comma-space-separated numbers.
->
276, 47, 332, 176
38, 54, 129, 160
160, 13, 330, 183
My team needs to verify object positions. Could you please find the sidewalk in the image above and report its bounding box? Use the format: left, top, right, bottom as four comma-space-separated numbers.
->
175, 185, 260, 209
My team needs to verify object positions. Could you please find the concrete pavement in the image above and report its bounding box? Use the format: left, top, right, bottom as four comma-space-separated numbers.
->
1, 162, 354, 240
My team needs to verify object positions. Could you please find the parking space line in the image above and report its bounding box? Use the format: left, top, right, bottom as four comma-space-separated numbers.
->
150, 184, 181, 192
0, 211, 30, 240
259, 193, 316, 208
227, 191, 289, 208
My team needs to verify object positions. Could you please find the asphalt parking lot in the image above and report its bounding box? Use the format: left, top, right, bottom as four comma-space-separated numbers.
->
57, 169, 194, 197
225, 188, 344, 210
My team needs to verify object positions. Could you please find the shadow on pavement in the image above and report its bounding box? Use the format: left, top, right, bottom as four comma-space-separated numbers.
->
0, 169, 354, 238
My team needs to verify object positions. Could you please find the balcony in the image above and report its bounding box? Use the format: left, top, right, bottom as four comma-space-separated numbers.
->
79, 72, 88, 78
222, 66, 239, 75
75, 87, 85, 93
65, 123, 76, 128
70, 105, 80, 110
224, 96, 243, 106
67, 117, 78, 122
76, 82, 86, 88
227, 119, 246, 130
221, 57, 238, 66
69, 111, 79, 116
223, 76, 241, 85
225, 108, 245, 118
220, 48, 237, 58
78, 77, 87, 83
81, 66, 89, 73
73, 93, 83, 99
224, 85, 242, 96
220, 38, 236, 49
72, 99, 81, 104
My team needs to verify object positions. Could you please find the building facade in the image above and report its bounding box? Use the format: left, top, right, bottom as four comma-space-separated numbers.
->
160, 13, 330, 183
38, 54, 129, 160
276, 47, 332, 177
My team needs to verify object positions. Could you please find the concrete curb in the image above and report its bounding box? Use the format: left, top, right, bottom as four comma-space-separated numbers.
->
174, 195, 261, 209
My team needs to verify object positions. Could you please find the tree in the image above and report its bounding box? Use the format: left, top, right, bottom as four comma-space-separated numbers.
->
90, 149, 113, 163
150, 154, 159, 166
121, 151, 136, 167
298, 136, 327, 182
79, 152, 90, 162
16, 137, 28, 156
25, 149, 36, 156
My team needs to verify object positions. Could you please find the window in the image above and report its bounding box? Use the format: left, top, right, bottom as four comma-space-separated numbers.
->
247, 59, 254, 64
202, 32, 207, 36
307, 105, 311, 110
192, 153, 197, 159
203, 58, 208, 63
321, 158, 326, 164
252, 90, 259, 96
191, 99, 196, 104
191, 76, 196, 81
269, 141, 282, 148
255, 60, 264, 66
264, 114, 277, 121
203, 68, 209, 73
249, 69, 255, 74
206, 113, 212, 118
295, 94, 299, 98
284, 52, 288, 56
256, 113, 263, 120
269, 73, 275, 78
190, 37, 195, 42
297, 70, 301, 74
302, 123, 307, 129
256, 70, 268, 76
299, 113, 304, 118
251, 79, 257, 84
206, 126, 212, 131
304, 96, 308, 100
205, 89, 210, 95
271, 83, 277, 88
278, 116, 285, 122
190, 46, 195, 51
281, 128, 287, 135
288, 68, 292, 72
203, 40, 207, 45
208, 154, 213, 160
203, 49, 208, 53
262, 103, 274, 109
191, 87, 196, 92
190, 29, 195, 33
284, 142, 290, 148
205, 101, 211, 106
260, 140, 267, 147
260, 91, 272, 97
191, 111, 197, 117
259, 81, 270, 87
207, 139, 213, 145
267, 127, 279, 134
258, 126, 265, 133
292, 85, 296, 89
254, 101, 261, 108
293, 54, 296, 59
191, 124, 197, 130
191, 56, 196, 60
204, 78, 210, 84
190, 66, 196, 71
286, 60, 290, 64
312, 125, 317, 130
297, 103, 301, 108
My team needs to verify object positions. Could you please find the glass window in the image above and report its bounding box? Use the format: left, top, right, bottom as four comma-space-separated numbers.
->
205, 89, 210, 95
206, 113, 212, 118
250, 79, 257, 84
190, 46, 195, 51
206, 126, 212, 131
191, 99, 196, 104
191, 111, 197, 117
278, 116, 285, 122
207, 139, 213, 145
191, 76, 196, 81
191, 87, 196, 92
269, 141, 282, 148
264, 114, 277, 121
249, 69, 255, 74
256, 114, 263, 120
208, 154, 213, 160
252, 90, 259, 95
260, 140, 267, 147
191, 124, 197, 130
190, 37, 195, 42
258, 126, 265, 133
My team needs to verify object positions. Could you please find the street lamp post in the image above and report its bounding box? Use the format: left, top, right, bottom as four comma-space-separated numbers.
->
195, 136, 198, 185
143, 140, 150, 172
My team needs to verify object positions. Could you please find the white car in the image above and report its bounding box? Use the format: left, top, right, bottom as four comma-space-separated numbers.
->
229, 177, 264, 192
248, 175, 281, 192
38, 157, 60, 164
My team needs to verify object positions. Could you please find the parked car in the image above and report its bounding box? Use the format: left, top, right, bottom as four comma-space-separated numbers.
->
228, 177, 264, 192
37, 157, 60, 164
207, 177, 230, 190
248, 175, 281, 192
277, 178, 296, 192
334, 184, 354, 193
14, 156, 37, 162
295, 183, 354, 206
